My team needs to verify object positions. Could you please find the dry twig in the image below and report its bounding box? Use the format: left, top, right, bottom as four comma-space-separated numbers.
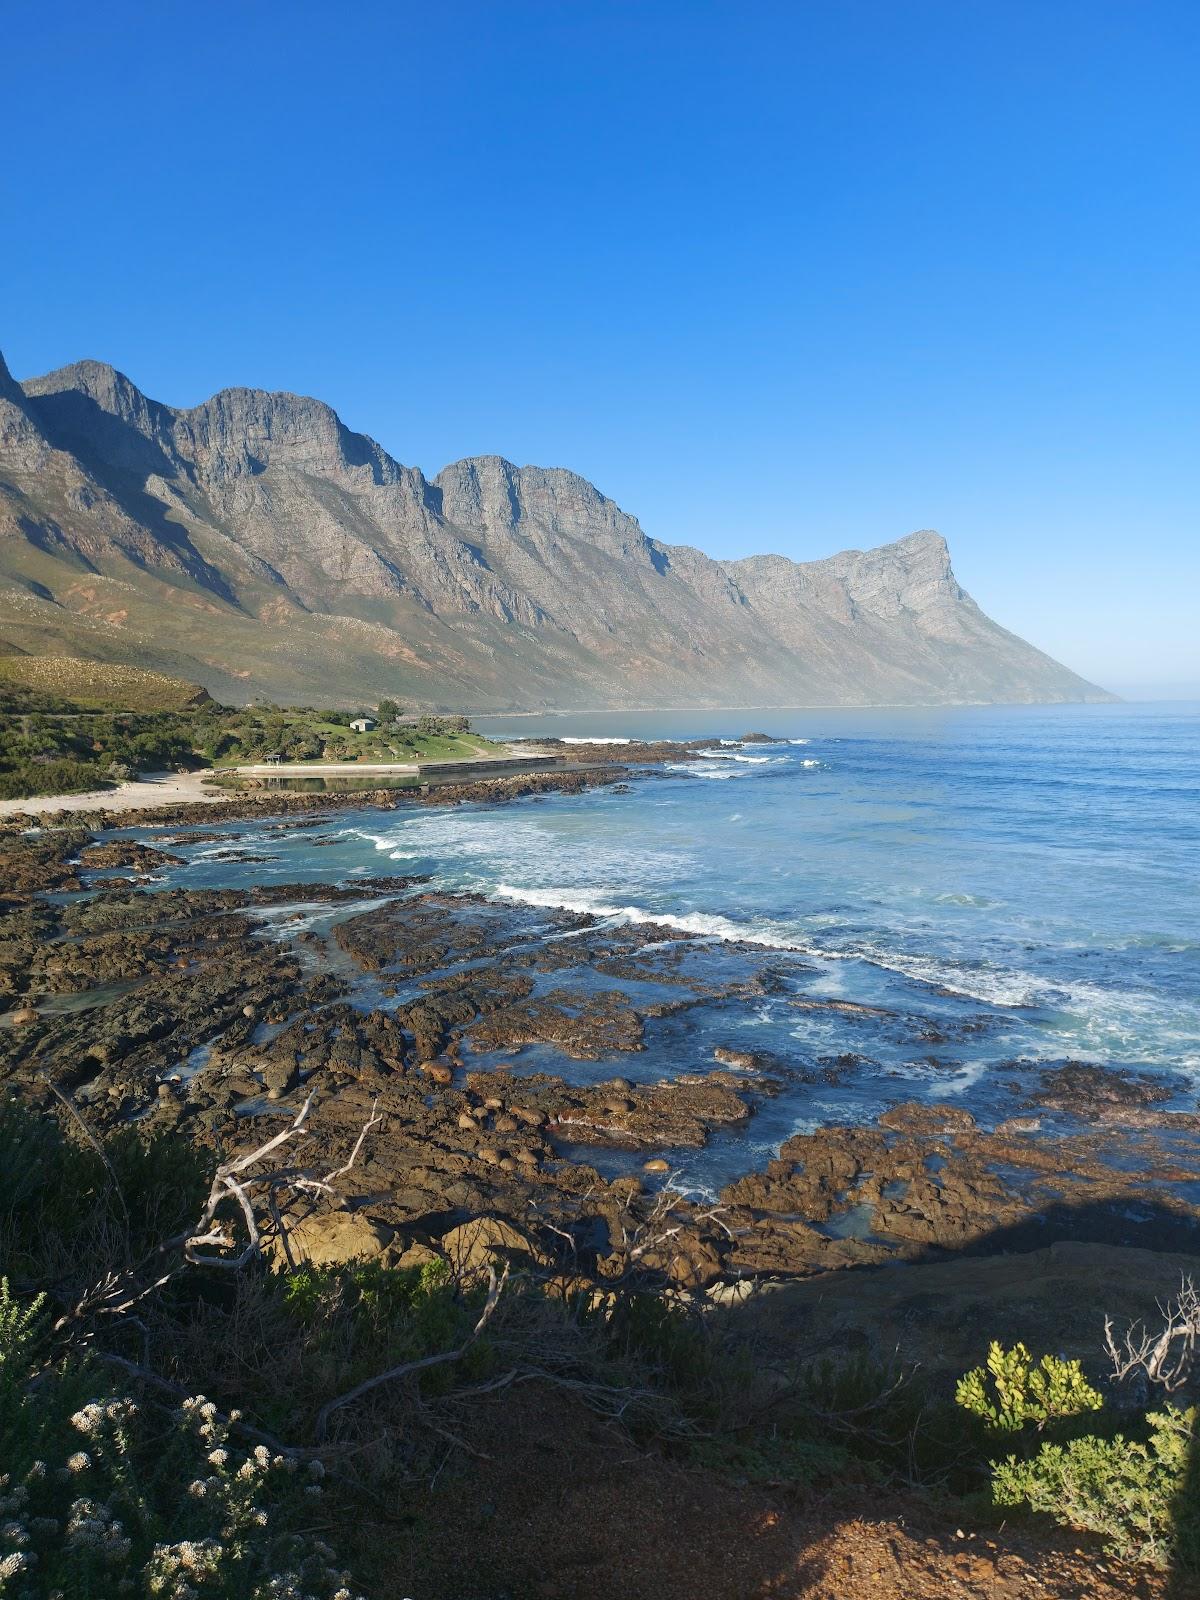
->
1105, 1276, 1200, 1394
315, 1264, 509, 1440
53, 1092, 379, 1338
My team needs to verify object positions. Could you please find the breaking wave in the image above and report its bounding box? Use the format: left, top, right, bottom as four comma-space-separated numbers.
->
664, 761, 740, 779
492, 883, 796, 946
698, 750, 775, 764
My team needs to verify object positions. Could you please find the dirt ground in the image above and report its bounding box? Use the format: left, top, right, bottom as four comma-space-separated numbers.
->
358, 1244, 1200, 1600
369, 1385, 1175, 1600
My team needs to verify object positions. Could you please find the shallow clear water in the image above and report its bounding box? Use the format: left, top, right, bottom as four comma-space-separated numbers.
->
134, 703, 1200, 1184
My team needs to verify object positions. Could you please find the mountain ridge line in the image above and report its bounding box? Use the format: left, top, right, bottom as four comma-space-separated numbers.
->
0, 347, 1113, 709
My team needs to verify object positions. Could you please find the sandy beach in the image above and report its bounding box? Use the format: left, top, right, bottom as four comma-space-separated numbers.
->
0, 768, 230, 819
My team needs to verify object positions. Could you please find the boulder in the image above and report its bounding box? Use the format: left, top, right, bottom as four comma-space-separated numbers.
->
383, 1239, 443, 1272
638, 1232, 723, 1290
275, 1208, 393, 1268
878, 1101, 977, 1135
440, 1215, 550, 1278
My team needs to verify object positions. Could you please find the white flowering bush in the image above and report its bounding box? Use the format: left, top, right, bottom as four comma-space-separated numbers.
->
0, 1283, 361, 1600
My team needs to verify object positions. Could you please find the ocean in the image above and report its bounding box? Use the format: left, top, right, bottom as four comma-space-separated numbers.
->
146, 701, 1200, 1192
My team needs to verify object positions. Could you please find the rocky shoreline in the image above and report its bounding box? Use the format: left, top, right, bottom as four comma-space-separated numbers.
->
4, 751, 1200, 1298
0, 736, 1196, 1299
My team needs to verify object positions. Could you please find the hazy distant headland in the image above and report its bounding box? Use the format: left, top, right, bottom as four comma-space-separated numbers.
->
0, 349, 1111, 709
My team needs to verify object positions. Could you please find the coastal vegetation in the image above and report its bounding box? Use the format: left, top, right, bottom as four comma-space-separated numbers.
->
0, 656, 215, 712
0, 664, 498, 800
2, 1096, 1198, 1596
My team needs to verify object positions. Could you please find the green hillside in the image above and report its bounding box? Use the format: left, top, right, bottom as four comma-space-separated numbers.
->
0, 654, 211, 712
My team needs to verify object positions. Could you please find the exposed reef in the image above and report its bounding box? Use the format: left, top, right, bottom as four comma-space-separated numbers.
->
4, 805, 1200, 1298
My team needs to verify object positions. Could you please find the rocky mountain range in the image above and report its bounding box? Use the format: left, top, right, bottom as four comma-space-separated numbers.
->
0, 349, 1110, 708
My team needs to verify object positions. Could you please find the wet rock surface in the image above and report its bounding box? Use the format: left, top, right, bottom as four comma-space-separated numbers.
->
80, 838, 185, 873
3, 812, 1200, 1295
1023, 1059, 1182, 1119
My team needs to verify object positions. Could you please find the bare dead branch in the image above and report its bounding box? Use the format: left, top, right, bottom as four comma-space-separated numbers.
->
314, 1264, 509, 1441
52, 1091, 381, 1338
301, 1098, 382, 1190
1105, 1276, 1200, 1394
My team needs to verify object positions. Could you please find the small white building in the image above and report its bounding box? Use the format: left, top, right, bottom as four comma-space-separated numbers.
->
350, 717, 376, 733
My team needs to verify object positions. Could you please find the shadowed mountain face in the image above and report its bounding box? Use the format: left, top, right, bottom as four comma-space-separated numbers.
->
0, 351, 1111, 708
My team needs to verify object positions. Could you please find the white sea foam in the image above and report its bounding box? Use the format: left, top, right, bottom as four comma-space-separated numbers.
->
351, 818, 1119, 1011
932, 890, 1003, 909
347, 815, 693, 887
844, 945, 1047, 1005
665, 761, 739, 779
492, 883, 796, 946
560, 736, 632, 745
837, 941, 1179, 1034
940, 1060, 989, 1096
330, 791, 1192, 1062
356, 831, 405, 852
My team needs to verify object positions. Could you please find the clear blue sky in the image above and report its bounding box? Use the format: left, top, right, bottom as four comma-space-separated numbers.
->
3, 1, 1197, 695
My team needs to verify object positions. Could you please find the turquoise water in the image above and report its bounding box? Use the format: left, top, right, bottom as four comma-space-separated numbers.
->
140, 703, 1200, 1184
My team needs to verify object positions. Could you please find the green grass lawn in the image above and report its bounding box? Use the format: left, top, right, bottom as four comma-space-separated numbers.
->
209, 716, 503, 766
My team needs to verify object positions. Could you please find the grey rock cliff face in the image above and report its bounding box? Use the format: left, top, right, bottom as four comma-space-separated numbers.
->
0, 350, 1112, 708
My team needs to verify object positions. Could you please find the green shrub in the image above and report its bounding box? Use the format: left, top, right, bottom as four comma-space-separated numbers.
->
796, 1352, 984, 1489
0, 1282, 45, 1383
0, 1355, 361, 1599
956, 1340, 1103, 1436
604, 1293, 716, 1391
0, 759, 112, 800
957, 1342, 1200, 1572
990, 1405, 1199, 1570
275, 1256, 484, 1405
693, 1430, 856, 1488
0, 1100, 212, 1285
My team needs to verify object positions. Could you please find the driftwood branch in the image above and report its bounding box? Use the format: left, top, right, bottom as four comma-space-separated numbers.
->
1105, 1276, 1200, 1394
53, 1091, 381, 1337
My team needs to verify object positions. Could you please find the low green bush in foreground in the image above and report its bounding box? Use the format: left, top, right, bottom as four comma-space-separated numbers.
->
990, 1405, 1198, 1570
957, 1340, 1200, 1571
3, 1096, 1200, 1588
